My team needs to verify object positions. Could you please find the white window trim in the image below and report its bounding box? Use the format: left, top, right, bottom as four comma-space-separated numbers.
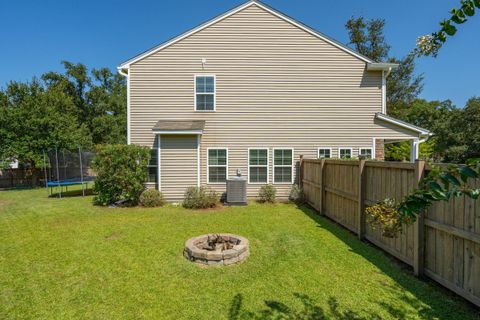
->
194, 74, 216, 112
247, 148, 269, 184
317, 147, 332, 159
207, 147, 228, 184
273, 147, 294, 184
147, 148, 158, 184
338, 147, 353, 159
359, 147, 373, 159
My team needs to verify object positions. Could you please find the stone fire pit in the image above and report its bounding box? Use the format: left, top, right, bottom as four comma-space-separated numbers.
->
184, 233, 249, 266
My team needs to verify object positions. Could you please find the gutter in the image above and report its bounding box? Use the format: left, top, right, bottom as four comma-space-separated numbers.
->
117, 67, 130, 144
117, 67, 128, 77
367, 62, 399, 77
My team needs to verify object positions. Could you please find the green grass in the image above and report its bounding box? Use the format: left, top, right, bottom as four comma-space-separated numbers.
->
0, 188, 478, 319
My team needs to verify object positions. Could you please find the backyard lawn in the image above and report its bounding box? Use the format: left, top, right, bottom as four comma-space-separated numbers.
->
0, 188, 478, 319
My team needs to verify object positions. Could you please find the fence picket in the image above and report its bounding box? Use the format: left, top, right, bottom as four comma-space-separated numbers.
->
300, 158, 480, 307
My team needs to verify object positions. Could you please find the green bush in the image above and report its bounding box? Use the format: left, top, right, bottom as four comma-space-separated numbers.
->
289, 184, 304, 204
92, 144, 150, 206
183, 186, 218, 209
258, 184, 276, 203
139, 189, 165, 208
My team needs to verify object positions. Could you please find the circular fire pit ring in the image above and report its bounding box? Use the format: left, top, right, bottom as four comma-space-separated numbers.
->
184, 233, 249, 266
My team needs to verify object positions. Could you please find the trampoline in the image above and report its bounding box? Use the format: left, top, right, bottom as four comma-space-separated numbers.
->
43, 147, 95, 197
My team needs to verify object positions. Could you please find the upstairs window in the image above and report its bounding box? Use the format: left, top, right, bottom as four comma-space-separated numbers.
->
249, 149, 268, 183
195, 75, 215, 111
273, 148, 293, 184
360, 148, 373, 159
339, 148, 352, 159
208, 148, 227, 183
318, 148, 331, 159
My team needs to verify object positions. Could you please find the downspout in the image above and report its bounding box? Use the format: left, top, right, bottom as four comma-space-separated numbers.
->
117, 67, 130, 144
382, 67, 393, 114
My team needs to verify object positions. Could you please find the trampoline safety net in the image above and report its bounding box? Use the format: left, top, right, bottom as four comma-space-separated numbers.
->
43, 148, 95, 197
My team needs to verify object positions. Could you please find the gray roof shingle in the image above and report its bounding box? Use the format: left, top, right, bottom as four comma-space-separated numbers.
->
152, 120, 206, 132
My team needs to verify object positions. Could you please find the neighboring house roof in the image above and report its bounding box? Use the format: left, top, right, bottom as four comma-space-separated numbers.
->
152, 120, 206, 134
375, 113, 431, 137
118, 0, 380, 70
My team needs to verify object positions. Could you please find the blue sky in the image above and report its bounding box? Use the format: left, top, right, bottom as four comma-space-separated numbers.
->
1, 0, 478, 107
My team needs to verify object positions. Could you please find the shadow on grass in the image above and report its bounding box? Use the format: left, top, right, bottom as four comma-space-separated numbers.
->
49, 188, 94, 198
228, 293, 379, 320
294, 204, 478, 319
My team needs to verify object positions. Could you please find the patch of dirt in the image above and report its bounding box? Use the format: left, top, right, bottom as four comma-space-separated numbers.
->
104, 232, 122, 241
195, 204, 226, 212
0, 200, 12, 210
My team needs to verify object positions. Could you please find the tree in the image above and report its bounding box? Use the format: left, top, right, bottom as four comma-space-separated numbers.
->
445, 97, 480, 162
345, 17, 424, 116
0, 61, 127, 170
0, 79, 91, 169
385, 99, 458, 161
417, 0, 480, 57
386, 54, 424, 117
42, 62, 127, 145
87, 68, 127, 145
345, 17, 390, 62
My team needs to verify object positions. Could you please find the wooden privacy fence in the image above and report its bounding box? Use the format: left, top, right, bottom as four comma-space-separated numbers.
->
300, 158, 480, 307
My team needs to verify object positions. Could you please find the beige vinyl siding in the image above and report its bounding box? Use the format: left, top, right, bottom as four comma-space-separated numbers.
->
129, 4, 419, 199
160, 135, 198, 201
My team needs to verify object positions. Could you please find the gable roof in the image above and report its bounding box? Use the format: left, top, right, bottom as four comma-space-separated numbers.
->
118, 0, 375, 70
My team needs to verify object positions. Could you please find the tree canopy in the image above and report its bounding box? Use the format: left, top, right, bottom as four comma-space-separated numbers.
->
0, 62, 126, 168
345, 16, 478, 163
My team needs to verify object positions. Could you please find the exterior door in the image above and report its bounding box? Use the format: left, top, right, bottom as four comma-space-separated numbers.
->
159, 135, 199, 201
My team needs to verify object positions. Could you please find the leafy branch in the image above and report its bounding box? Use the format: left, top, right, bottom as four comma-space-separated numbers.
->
367, 159, 480, 237
398, 158, 480, 221
416, 0, 480, 57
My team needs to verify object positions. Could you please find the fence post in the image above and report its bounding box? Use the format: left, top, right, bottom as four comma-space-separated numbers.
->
299, 155, 304, 188
319, 159, 325, 216
413, 159, 426, 276
357, 159, 366, 239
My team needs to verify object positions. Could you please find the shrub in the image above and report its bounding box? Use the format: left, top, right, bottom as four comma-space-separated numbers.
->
139, 189, 165, 207
258, 184, 276, 203
289, 184, 304, 204
92, 144, 150, 206
183, 186, 218, 209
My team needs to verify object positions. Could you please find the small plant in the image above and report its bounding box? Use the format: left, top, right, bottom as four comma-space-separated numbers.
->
139, 189, 165, 207
258, 184, 276, 203
365, 198, 407, 238
289, 184, 304, 204
183, 186, 218, 209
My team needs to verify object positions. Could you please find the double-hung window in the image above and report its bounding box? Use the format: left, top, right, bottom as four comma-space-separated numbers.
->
248, 149, 268, 183
208, 148, 227, 183
273, 148, 293, 184
359, 148, 373, 159
195, 75, 215, 111
318, 148, 331, 159
147, 149, 158, 183
339, 148, 352, 159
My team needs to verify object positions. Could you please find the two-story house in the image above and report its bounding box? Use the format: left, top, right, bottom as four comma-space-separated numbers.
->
118, 0, 430, 201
